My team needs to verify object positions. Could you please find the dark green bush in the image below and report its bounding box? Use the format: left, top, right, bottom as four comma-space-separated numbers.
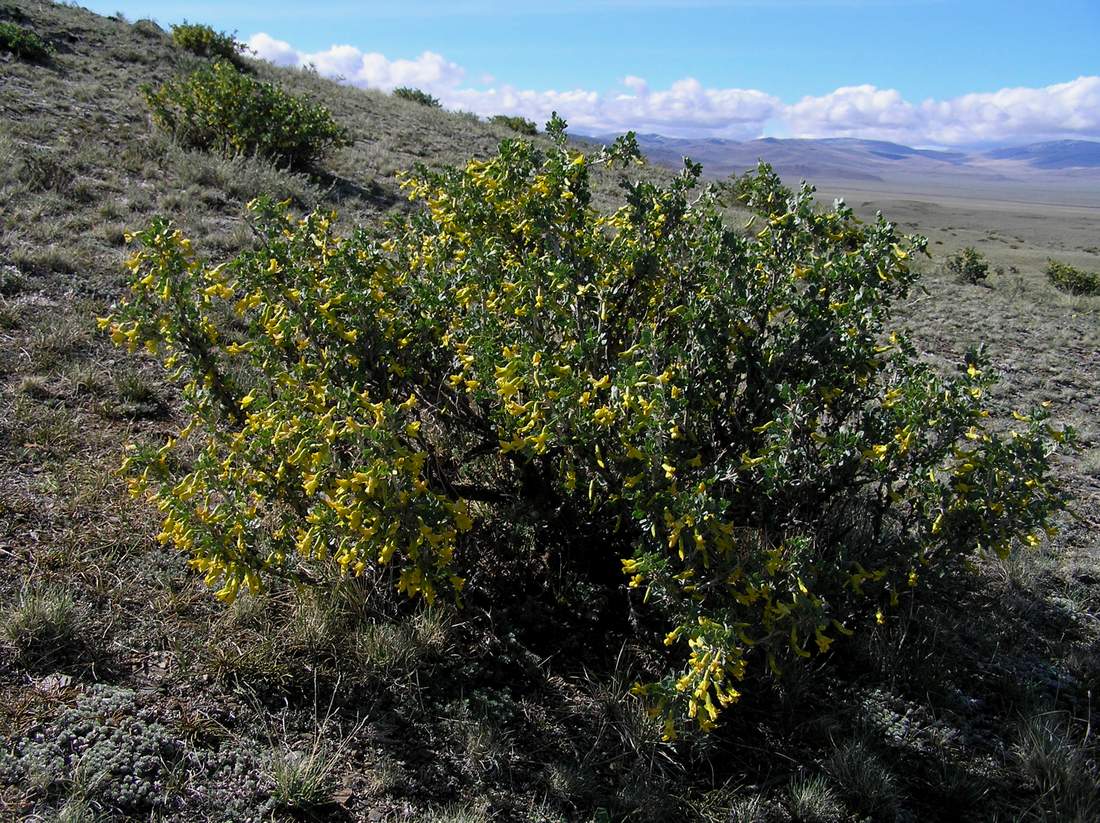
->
132, 19, 165, 40
945, 246, 989, 284
1045, 259, 1100, 296
393, 87, 441, 108
104, 118, 1071, 735
0, 21, 52, 62
142, 61, 350, 169
171, 22, 247, 65
489, 114, 538, 136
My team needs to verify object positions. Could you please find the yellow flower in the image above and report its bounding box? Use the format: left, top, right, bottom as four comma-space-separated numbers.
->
862, 444, 889, 462
593, 407, 616, 426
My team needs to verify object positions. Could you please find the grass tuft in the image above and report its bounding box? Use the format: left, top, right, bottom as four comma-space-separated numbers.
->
786, 773, 842, 823
266, 745, 340, 810
423, 803, 492, 823
1012, 713, 1099, 821
824, 740, 899, 818
3, 583, 84, 664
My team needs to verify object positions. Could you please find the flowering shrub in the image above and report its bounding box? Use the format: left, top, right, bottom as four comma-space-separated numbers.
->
1046, 259, 1100, 296
142, 61, 349, 169
946, 246, 989, 284
170, 22, 248, 65
103, 117, 1071, 734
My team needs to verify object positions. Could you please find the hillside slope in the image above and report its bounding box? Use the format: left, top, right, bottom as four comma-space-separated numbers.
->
1, 3, 1099, 822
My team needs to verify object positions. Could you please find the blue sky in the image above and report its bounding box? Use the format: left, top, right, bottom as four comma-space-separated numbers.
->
89, 1, 1100, 145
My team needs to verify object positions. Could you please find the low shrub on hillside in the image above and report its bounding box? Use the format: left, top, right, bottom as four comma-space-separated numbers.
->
946, 246, 989, 284
132, 19, 165, 40
489, 114, 538, 136
393, 87, 441, 108
0, 21, 52, 62
1046, 259, 1100, 296
103, 118, 1071, 736
171, 22, 247, 65
142, 61, 349, 169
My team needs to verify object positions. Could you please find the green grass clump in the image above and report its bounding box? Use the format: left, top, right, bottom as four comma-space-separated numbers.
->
1046, 259, 1100, 295
3, 584, 82, 663
171, 22, 247, 64
0, 20, 52, 62
786, 774, 841, 822
266, 745, 339, 811
1012, 714, 1099, 820
142, 61, 349, 169
393, 86, 441, 108
489, 114, 538, 135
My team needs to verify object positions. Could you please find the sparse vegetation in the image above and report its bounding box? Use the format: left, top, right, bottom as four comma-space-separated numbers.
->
142, 60, 350, 168
1046, 258, 1100, 295
393, 86, 442, 107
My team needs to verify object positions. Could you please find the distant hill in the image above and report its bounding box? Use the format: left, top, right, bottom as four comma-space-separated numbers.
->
577, 134, 1100, 203
983, 140, 1100, 169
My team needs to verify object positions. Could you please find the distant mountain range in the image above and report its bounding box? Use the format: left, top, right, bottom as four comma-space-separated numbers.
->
983, 140, 1100, 169
576, 135, 1100, 203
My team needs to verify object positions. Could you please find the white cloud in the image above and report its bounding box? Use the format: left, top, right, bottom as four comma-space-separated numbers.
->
786, 85, 920, 142
919, 76, 1100, 145
248, 33, 781, 138
787, 77, 1100, 145
445, 77, 782, 139
248, 33, 465, 92
247, 33, 1100, 146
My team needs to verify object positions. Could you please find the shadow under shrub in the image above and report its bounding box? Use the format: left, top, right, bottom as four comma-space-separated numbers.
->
142, 60, 349, 169
102, 116, 1072, 738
